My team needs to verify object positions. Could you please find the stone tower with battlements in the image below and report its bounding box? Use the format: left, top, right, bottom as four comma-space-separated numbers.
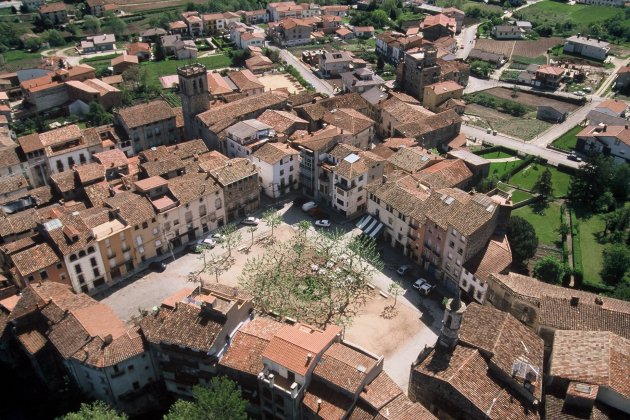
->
178, 63, 209, 140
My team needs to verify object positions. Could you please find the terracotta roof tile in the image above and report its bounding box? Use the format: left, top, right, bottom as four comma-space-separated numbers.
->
167, 172, 221, 204
10, 242, 60, 277
387, 147, 442, 173
0, 145, 22, 168
376, 394, 436, 419
251, 142, 298, 165
303, 379, 354, 419
140, 301, 226, 352
116, 100, 175, 129
313, 342, 379, 394
72, 327, 146, 368
0, 174, 28, 195
257, 110, 307, 134
550, 330, 630, 400
74, 163, 105, 185
414, 346, 538, 419
322, 108, 375, 135
464, 234, 511, 282
93, 148, 128, 168
359, 371, 402, 411
262, 323, 341, 376
414, 158, 472, 189
459, 303, 544, 400
219, 317, 284, 376
205, 158, 258, 186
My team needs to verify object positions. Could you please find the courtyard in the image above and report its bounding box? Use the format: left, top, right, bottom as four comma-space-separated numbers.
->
258, 73, 305, 94
99, 200, 441, 391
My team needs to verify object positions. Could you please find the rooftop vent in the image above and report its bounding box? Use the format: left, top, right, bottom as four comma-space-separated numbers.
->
570, 296, 579, 306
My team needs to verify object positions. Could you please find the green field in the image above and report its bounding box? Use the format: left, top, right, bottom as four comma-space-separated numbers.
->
551, 125, 581, 151
509, 164, 572, 197
513, 201, 563, 246
141, 54, 232, 85
516, 1, 625, 29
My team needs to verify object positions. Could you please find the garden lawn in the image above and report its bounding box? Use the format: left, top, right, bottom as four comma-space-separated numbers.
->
477, 150, 515, 159
509, 164, 572, 197
488, 159, 522, 179
141, 55, 231, 85
511, 189, 533, 203
572, 207, 606, 289
513, 201, 562, 247
551, 125, 581, 151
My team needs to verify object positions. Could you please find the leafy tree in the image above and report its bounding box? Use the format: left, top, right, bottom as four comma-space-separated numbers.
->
507, 216, 539, 264
86, 102, 113, 126
601, 207, 630, 239
43, 29, 65, 47
534, 24, 553, 37
263, 47, 280, 63
595, 191, 616, 214
202, 252, 228, 283
154, 35, 166, 61
611, 164, 630, 201
24, 37, 42, 52
532, 168, 553, 199
62, 401, 127, 420
262, 209, 282, 239
610, 277, 630, 301
532, 255, 564, 284
569, 152, 615, 210
376, 56, 384, 72
229, 48, 251, 67
388, 282, 403, 307
164, 377, 247, 420
600, 244, 630, 286
246, 225, 257, 248
104, 13, 127, 37
83, 15, 101, 34
219, 223, 241, 258
239, 230, 382, 327
297, 220, 311, 242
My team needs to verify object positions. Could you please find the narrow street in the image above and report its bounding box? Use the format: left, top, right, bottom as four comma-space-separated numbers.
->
461, 124, 580, 167
270, 45, 335, 96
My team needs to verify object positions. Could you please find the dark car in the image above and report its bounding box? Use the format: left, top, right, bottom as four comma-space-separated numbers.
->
308, 208, 329, 219
293, 196, 307, 206
149, 261, 167, 272
567, 152, 583, 162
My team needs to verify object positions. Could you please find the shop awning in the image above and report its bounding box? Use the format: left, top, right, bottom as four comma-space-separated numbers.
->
356, 214, 384, 238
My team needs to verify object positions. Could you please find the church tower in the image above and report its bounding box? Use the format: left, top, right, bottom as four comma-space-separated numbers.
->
177, 63, 209, 140
437, 293, 466, 351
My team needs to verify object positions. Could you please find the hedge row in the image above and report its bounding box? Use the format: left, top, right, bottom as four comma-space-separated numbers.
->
285, 64, 314, 91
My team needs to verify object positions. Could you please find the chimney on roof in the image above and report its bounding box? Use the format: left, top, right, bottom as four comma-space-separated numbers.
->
103, 334, 113, 347
625, 124, 628, 129
306, 352, 313, 365
603, 124, 607, 132
317, 399, 323, 412
595, 296, 603, 305
570, 296, 579, 306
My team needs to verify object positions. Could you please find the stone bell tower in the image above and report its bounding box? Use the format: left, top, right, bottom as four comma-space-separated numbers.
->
177, 63, 209, 140
437, 293, 466, 351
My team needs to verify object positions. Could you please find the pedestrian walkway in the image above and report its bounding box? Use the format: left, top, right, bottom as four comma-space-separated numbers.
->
485, 156, 520, 163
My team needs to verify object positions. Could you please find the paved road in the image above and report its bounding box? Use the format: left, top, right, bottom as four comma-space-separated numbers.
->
530, 97, 601, 146
271, 46, 335, 96
455, 24, 478, 60
461, 123, 580, 167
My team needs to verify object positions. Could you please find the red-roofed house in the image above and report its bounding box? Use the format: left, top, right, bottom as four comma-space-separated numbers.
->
576, 124, 630, 164
259, 322, 341, 419
421, 13, 456, 41
423, 80, 464, 112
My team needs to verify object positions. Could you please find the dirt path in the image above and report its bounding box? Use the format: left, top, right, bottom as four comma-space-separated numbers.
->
486, 156, 520, 163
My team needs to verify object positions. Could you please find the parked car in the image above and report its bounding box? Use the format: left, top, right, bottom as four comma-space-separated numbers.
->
187, 237, 216, 253
418, 282, 435, 296
568, 152, 583, 162
211, 233, 225, 243
583, 87, 592, 92
149, 260, 167, 272
243, 217, 260, 226
293, 196, 307, 206
315, 219, 331, 227
575, 90, 585, 96
308, 208, 329, 219
412, 278, 428, 290
302, 201, 317, 212
397, 265, 410, 276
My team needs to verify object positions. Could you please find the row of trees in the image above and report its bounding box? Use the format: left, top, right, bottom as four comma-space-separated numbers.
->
62, 377, 248, 419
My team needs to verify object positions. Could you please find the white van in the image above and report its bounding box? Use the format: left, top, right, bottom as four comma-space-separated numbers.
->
302, 201, 317, 212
